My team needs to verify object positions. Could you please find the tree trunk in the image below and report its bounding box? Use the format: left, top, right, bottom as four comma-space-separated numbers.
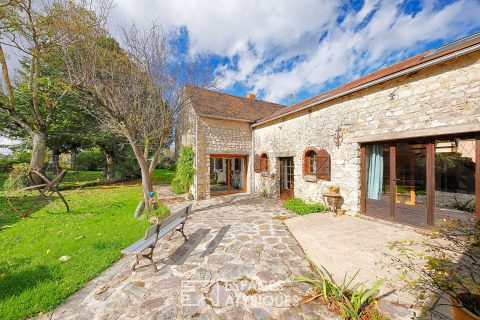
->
71, 149, 78, 171
134, 164, 153, 217
49, 151, 61, 174
30, 131, 47, 184
106, 154, 115, 180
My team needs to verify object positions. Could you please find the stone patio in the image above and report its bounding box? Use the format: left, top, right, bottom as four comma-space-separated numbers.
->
39, 195, 338, 320
284, 212, 450, 320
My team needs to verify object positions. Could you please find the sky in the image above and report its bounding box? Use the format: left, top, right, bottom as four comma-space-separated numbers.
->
1, 0, 480, 154
109, 0, 480, 105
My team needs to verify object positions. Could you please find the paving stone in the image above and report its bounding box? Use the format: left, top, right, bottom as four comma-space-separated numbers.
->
40, 195, 338, 320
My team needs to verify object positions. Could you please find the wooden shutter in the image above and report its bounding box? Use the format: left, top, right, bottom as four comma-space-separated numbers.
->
316, 149, 331, 180
254, 154, 261, 173
260, 154, 269, 173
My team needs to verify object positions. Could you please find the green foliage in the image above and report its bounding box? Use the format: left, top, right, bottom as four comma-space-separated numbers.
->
76, 149, 105, 171
0, 184, 150, 319
171, 146, 195, 194
115, 156, 141, 180
0, 151, 31, 173
390, 219, 480, 317
285, 198, 327, 215
3, 163, 31, 191
294, 259, 386, 319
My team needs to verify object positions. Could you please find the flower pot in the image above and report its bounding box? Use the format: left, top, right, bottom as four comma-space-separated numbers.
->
329, 187, 339, 194
336, 209, 346, 216
451, 294, 480, 320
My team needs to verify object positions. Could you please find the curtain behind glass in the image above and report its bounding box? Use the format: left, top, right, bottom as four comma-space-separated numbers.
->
367, 145, 384, 200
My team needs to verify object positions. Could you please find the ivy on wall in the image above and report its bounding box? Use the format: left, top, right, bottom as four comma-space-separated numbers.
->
171, 146, 195, 194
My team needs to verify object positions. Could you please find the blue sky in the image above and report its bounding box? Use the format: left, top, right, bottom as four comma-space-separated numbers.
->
110, 0, 480, 105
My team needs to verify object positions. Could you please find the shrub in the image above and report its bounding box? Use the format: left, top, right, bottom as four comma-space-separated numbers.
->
171, 146, 195, 194
0, 151, 31, 173
115, 157, 141, 179
294, 259, 386, 319
285, 198, 326, 215
76, 149, 105, 171
3, 163, 31, 191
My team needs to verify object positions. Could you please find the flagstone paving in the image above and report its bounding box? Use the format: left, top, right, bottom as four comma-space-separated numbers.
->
39, 194, 338, 320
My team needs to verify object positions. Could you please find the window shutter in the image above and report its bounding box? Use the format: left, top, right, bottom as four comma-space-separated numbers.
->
316, 149, 331, 180
254, 154, 261, 173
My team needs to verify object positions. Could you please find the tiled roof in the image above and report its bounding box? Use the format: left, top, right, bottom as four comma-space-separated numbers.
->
257, 32, 480, 124
185, 85, 286, 122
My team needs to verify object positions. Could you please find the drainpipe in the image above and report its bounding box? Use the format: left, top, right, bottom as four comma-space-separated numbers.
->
194, 115, 199, 199
251, 127, 255, 194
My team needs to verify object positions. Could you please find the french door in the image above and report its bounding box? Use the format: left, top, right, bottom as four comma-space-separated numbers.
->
279, 157, 294, 200
361, 135, 479, 227
209, 155, 247, 196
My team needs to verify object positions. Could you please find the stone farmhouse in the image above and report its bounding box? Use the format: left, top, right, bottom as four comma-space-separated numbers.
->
176, 33, 480, 228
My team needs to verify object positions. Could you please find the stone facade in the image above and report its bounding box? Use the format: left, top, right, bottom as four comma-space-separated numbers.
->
252, 51, 480, 214
176, 51, 480, 210
176, 101, 253, 199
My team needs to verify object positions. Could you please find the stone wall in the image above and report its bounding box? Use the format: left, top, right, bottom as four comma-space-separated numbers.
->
196, 116, 252, 199
174, 101, 196, 159
253, 51, 480, 215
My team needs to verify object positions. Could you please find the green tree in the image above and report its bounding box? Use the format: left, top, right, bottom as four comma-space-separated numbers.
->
0, 0, 106, 177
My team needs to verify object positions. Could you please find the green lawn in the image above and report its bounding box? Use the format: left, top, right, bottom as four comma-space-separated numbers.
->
0, 184, 151, 320
152, 168, 175, 185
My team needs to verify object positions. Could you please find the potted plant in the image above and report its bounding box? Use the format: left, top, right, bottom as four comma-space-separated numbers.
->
390, 219, 480, 319
328, 184, 340, 194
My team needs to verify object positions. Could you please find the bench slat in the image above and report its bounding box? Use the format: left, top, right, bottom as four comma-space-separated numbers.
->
122, 204, 191, 256
121, 236, 156, 254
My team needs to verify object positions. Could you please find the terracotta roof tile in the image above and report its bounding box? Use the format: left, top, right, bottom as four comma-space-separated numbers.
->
257, 32, 480, 124
185, 85, 286, 122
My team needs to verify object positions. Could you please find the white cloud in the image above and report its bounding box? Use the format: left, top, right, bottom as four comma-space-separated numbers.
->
110, 0, 480, 102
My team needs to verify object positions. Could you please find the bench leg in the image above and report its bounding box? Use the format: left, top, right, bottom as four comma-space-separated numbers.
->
176, 222, 187, 242
131, 246, 157, 272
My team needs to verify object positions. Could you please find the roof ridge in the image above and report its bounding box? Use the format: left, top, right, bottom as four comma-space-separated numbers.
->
185, 84, 286, 107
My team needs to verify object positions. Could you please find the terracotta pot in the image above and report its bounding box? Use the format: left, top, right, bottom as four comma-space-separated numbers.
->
329, 187, 339, 194
451, 294, 480, 320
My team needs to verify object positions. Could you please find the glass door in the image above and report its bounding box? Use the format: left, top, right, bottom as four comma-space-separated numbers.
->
280, 157, 294, 200
395, 142, 428, 227
210, 155, 247, 195
365, 144, 391, 220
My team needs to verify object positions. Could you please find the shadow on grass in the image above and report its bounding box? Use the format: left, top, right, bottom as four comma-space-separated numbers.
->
0, 263, 54, 301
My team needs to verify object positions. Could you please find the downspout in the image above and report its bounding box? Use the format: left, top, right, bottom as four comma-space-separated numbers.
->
251, 127, 255, 194
195, 115, 199, 199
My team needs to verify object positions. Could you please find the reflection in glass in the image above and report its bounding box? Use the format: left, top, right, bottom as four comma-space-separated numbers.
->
395, 142, 427, 226
229, 158, 245, 191
210, 158, 228, 194
365, 144, 391, 220
434, 139, 476, 223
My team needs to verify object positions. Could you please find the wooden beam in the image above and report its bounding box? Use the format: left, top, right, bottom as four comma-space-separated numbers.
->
476, 137, 480, 222
360, 145, 367, 215
426, 142, 435, 227
390, 144, 396, 221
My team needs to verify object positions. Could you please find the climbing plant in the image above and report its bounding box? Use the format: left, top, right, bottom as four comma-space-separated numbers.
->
171, 146, 195, 194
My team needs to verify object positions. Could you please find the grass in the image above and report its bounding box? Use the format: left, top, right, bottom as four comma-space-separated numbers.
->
152, 168, 175, 185
285, 198, 327, 215
0, 184, 151, 320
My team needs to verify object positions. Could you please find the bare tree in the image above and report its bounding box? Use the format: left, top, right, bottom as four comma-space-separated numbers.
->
63, 23, 213, 216
0, 0, 108, 177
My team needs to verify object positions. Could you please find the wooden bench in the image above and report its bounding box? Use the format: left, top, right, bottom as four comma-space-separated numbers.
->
121, 204, 192, 271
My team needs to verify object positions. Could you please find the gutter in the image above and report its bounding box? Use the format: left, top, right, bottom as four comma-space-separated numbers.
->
197, 113, 253, 123
252, 43, 480, 128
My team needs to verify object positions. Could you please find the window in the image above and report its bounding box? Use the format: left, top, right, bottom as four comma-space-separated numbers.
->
303, 148, 331, 181
260, 154, 269, 173
254, 153, 269, 174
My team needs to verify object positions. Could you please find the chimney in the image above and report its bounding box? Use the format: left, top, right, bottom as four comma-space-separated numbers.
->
246, 93, 256, 99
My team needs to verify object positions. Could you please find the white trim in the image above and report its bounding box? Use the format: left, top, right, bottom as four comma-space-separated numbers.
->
252, 43, 480, 127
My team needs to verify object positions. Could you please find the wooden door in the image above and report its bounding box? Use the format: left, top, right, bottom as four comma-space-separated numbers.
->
279, 157, 294, 200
